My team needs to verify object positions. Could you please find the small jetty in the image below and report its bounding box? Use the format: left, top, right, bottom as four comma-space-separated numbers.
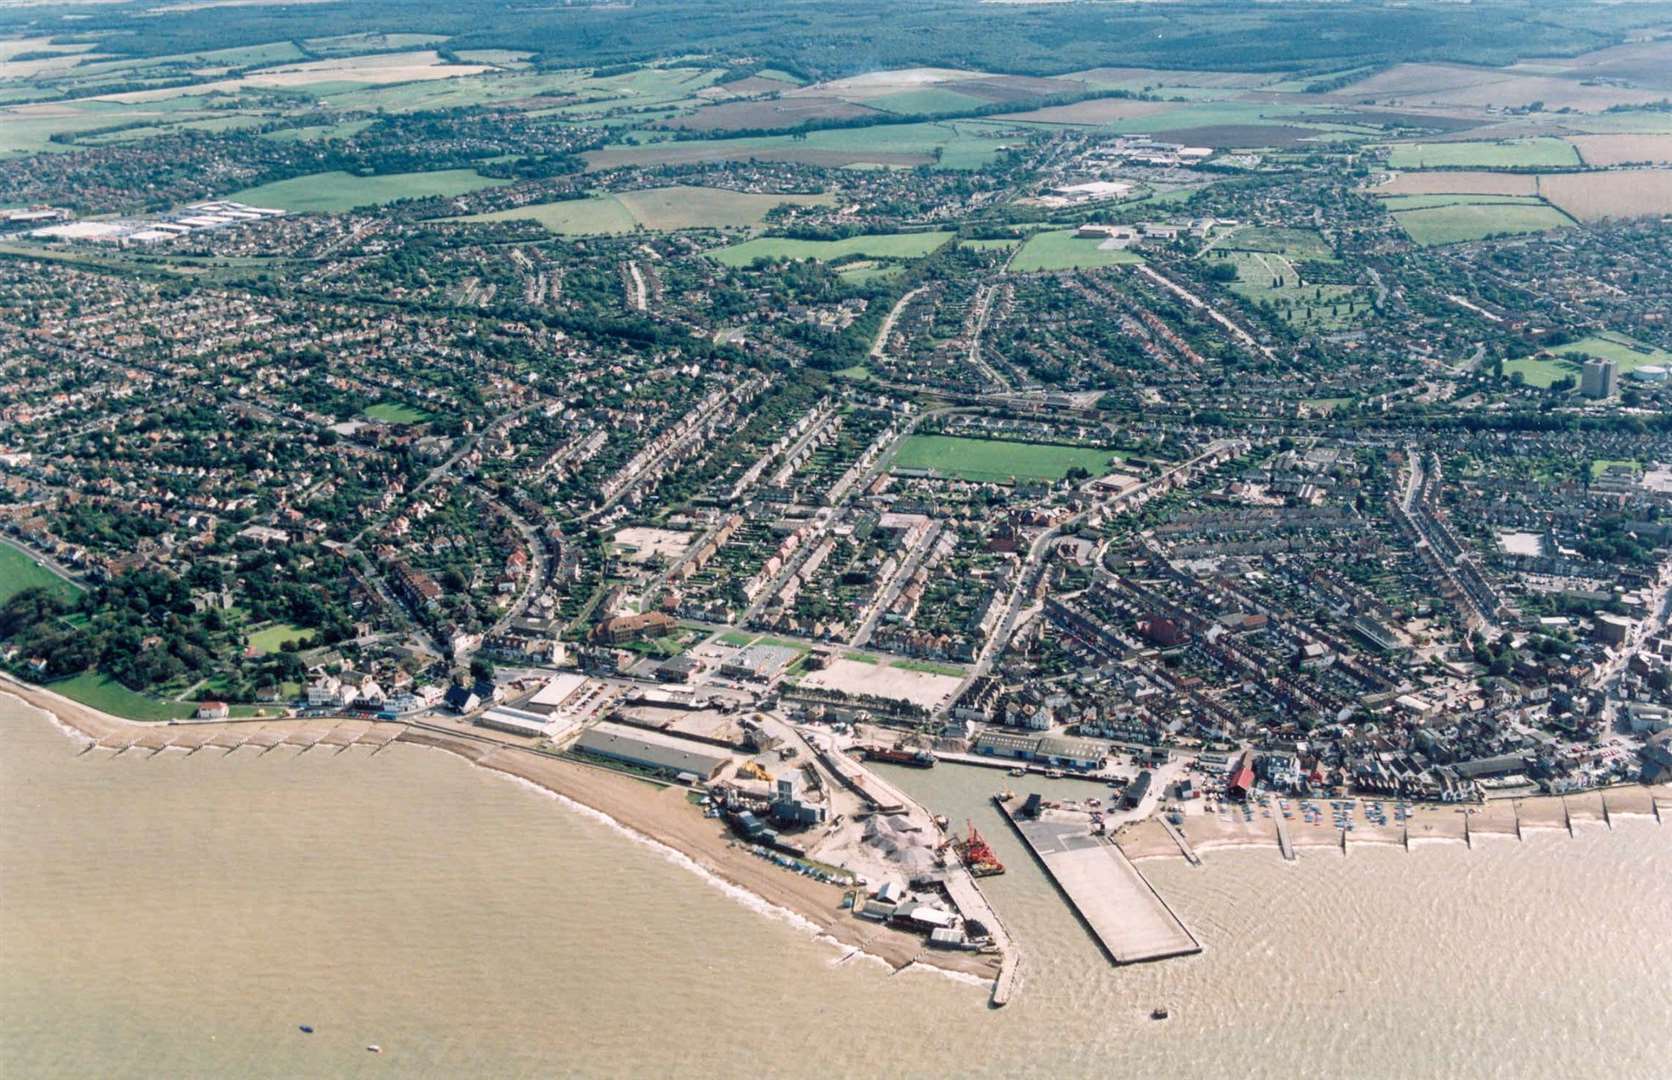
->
996, 793, 1200, 965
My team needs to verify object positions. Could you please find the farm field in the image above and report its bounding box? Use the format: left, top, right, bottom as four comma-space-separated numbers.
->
1538, 168, 1672, 221
1506, 334, 1672, 387
1377, 193, 1548, 212
709, 231, 952, 266
1008, 229, 1145, 272
1385, 139, 1580, 169
585, 120, 1017, 172
892, 435, 1120, 483
1393, 201, 1571, 245
231, 169, 511, 211
1566, 134, 1672, 166
1375, 170, 1540, 196
246, 623, 315, 656
0, 542, 82, 605
46, 672, 196, 722
458, 186, 833, 234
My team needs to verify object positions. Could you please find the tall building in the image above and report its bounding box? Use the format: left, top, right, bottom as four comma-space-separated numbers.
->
1580, 358, 1618, 399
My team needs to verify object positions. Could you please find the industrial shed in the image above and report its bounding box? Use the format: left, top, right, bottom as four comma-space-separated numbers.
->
573, 721, 731, 781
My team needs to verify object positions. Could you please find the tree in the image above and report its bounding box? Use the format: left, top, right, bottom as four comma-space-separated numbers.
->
470, 657, 496, 684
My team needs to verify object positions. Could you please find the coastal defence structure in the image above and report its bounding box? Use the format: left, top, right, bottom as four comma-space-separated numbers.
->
997, 794, 1201, 965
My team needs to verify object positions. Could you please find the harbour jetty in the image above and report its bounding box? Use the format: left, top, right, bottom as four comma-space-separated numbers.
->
996, 793, 1201, 965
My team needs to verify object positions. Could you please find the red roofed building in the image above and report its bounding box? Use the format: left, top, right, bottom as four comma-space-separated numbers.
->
1227, 749, 1256, 801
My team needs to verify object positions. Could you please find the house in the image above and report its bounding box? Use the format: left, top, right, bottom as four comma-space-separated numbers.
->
195, 701, 229, 720
444, 685, 481, 713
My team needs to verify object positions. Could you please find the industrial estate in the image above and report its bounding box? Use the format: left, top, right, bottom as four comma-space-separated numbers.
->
3, 0, 1672, 1008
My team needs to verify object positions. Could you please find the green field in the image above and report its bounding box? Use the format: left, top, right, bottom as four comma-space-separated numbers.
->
1506, 333, 1672, 387
230, 169, 512, 212
1386, 139, 1581, 169
1590, 459, 1640, 479
456, 185, 832, 235
246, 622, 315, 656
1008, 229, 1145, 272
893, 435, 1120, 483
259, 119, 375, 143
1393, 202, 1572, 245
363, 401, 432, 424
0, 543, 83, 605
1222, 226, 1333, 258
46, 672, 196, 722
1222, 251, 1366, 330
1377, 193, 1548, 212
893, 658, 966, 676
709, 231, 952, 266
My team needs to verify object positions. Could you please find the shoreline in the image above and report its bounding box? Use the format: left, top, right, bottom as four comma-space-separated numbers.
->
0, 673, 999, 988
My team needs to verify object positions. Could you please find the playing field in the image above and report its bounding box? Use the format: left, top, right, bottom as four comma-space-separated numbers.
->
458, 186, 833, 234
1386, 139, 1581, 169
363, 402, 432, 423
893, 435, 1120, 483
246, 622, 316, 655
1008, 229, 1145, 272
0, 542, 82, 605
231, 169, 511, 212
1506, 334, 1672, 387
709, 231, 952, 266
1393, 201, 1571, 245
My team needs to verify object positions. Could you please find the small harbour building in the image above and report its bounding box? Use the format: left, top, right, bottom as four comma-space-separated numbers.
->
573, 720, 731, 782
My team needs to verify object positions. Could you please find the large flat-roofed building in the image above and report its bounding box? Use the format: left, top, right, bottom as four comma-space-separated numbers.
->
573, 720, 731, 781
476, 706, 555, 739
524, 672, 589, 715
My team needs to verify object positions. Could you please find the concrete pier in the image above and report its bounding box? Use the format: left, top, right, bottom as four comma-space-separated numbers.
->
1272, 804, 1295, 861
997, 796, 1200, 965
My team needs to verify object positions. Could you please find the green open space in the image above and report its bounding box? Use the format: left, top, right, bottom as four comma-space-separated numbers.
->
1385, 138, 1580, 169
1221, 226, 1333, 258
893, 658, 966, 676
1221, 251, 1366, 331
893, 435, 1120, 483
1393, 202, 1572, 246
0, 543, 83, 606
709, 231, 952, 266
46, 672, 197, 722
229, 169, 511, 212
245, 622, 315, 656
1377, 193, 1548, 212
1008, 229, 1145, 273
1590, 459, 1640, 479
1506, 333, 1672, 387
456, 185, 832, 235
362, 401, 434, 424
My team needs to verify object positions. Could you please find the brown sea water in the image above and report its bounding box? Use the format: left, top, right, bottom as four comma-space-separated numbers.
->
3, 699, 1669, 1079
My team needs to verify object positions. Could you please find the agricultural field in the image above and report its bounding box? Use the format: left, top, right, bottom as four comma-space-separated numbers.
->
1386, 139, 1581, 169
1506, 334, 1672, 387
457, 186, 834, 234
245, 622, 315, 656
892, 435, 1120, 483
1008, 229, 1145, 273
709, 231, 953, 266
0, 543, 82, 605
1373, 171, 1540, 196
1537, 169, 1672, 221
1392, 201, 1572, 245
585, 120, 1018, 172
1566, 134, 1672, 166
231, 169, 512, 212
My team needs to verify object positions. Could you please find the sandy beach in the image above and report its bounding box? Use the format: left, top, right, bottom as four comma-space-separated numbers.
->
0, 673, 996, 983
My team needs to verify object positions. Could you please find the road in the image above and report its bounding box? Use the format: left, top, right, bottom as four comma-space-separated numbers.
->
869, 285, 925, 360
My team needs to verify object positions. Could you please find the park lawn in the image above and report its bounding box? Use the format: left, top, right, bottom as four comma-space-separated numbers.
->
1394, 202, 1571, 246
1009, 229, 1145, 272
363, 401, 433, 423
457, 186, 833, 234
246, 622, 315, 656
1385, 138, 1580, 169
833, 364, 873, 380
893, 435, 1120, 483
1503, 355, 1579, 388
836, 261, 905, 285
718, 630, 755, 646
0, 543, 83, 605
709, 231, 953, 266
47, 672, 196, 722
1223, 226, 1333, 258
230, 169, 511, 212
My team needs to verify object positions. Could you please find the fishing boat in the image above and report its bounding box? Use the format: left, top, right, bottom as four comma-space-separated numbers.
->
299, 1026, 314, 1035
1008, 767, 1027, 777
1151, 1007, 1170, 1021
366, 1045, 382, 1054
860, 745, 936, 768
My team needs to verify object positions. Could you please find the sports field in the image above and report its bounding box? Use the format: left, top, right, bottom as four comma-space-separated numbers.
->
892, 435, 1120, 483
458, 186, 833, 234
0, 543, 82, 605
363, 402, 432, 423
1385, 139, 1580, 170
709, 231, 952, 266
1008, 229, 1144, 272
1506, 334, 1672, 387
1393, 201, 1571, 245
231, 169, 511, 212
